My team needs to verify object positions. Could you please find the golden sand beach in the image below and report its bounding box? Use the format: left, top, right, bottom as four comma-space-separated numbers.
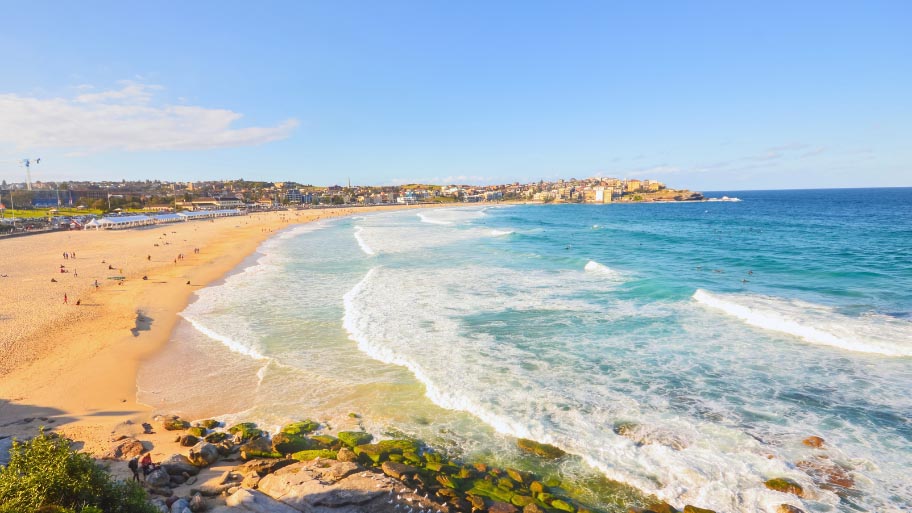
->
0, 206, 415, 448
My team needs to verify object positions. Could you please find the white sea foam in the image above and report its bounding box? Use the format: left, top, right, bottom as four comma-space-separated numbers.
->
584, 260, 623, 278
179, 313, 266, 360
693, 289, 912, 356
353, 226, 375, 255
340, 266, 839, 511
490, 229, 514, 237
417, 212, 453, 225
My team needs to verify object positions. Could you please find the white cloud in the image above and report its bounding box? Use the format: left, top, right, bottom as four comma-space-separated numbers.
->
0, 82, 298, 154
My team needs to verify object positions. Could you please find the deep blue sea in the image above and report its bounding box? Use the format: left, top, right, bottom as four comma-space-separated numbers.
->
139, 188, 912, 513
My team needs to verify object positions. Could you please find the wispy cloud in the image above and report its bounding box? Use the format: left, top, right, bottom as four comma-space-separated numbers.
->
0, 81, 298, 154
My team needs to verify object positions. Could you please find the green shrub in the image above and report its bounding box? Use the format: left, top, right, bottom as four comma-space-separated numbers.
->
0, 430, 156, 513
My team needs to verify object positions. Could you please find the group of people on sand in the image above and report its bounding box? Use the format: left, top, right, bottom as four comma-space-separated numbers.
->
127, 454, 158, 483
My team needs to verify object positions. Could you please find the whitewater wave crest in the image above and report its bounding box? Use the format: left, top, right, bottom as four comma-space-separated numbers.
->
584, 260, 623, 279
353, 226, 375, 255
693, 289, 912, 356
179, 313, 267, 360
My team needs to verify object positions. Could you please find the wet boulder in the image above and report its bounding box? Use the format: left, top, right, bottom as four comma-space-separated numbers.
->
516, 438, 565, 459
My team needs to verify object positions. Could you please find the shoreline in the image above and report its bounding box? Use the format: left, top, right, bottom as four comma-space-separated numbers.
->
0, 205, 427, 447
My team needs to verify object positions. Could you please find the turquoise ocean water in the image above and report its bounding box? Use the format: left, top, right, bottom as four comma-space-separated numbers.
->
139, 188, 912, 513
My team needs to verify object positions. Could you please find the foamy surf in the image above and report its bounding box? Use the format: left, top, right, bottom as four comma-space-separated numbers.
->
417, 212, 453, 225
353, 226, 375, 255
179, 313, 267, 360
584, 260, 623, 279
693, 289, 912, 356
490, 229, 514, 237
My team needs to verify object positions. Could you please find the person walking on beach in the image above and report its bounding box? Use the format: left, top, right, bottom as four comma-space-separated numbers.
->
63, 293, 68, 304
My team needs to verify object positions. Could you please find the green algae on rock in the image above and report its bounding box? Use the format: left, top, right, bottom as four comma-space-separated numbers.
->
338, 431, 374, 447
240, 437, 282, 460
516, 438, 566, 459
186, 426, 207, 438
281, 420, 320, 435
272, 432, 315, 454
161, 418, 190, 431
292, 449, 338, 461
765, 477, 804, 497
228, 422, 264, 441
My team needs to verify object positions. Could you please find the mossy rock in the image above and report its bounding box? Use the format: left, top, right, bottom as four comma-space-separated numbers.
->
198, 419, 220, 429
348, 412, 361, 418
551, 500, 576, 513
292, 449, 338, 461
425, 452, 442, 464
426, 461, 458, 473
683, 506, 716, 513
436, 473, 467, 490
187, 426, 207, 438
402, 451, 422, 464
272, 432, 315, 454
162, 419, 190, 431
467, 494, 488, 510
338, 431, 373, 447
543, 477, 561, 488
204, 432, 228, 443
765, 478, 804, 497
511, 494, 535, 507
377, 439, 420, 454
517, 438, 566, 459
240, 437, 282, 460
388, 453, 404, 463
311, 435, 339, 449
471, 479, 515, 503
354, 443, 389, 464
530, 481, 546, 494
498, 477, 516, 490
507, 468, 529, 484
648, 503, 679, 513
282, 420, 319, 435
228, 422, 264, 441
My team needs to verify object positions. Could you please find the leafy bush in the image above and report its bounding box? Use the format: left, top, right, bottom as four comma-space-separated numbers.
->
0, 430, 156, 513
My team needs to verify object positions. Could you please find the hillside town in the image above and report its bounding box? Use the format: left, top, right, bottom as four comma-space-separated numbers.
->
1, 176, 702, 213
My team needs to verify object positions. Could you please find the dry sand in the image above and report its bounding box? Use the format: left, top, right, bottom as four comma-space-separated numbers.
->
0, 205, 421, 448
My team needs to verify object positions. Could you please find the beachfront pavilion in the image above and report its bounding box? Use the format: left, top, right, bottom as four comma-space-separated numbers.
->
175, 209, 244, 220
84, 215, 156, 230
83, 209, 245, 230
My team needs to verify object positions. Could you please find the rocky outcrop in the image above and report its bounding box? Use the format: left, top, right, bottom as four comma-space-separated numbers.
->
226, 488, 301, 513
801, 436, 824, 448
146, 467, 172, 488
102, 436, 147, 460
162, 454, 201, 476
189, 441, 220, 467
516, 438, 565, 459
257, 460, 390, 511
765, 477, 805, 497
241, 437, 282, 460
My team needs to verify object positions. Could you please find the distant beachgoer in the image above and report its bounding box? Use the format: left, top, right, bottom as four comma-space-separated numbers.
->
63, 294, 68, 304
51, 278, 57, 283
140, 454, 156, 478
108, 264, 114, 270
147, 255, 151, 261
128, 457, 140, 482
94, 279, 99, 288
142, 275, 148, 280
76, 299, 81, 306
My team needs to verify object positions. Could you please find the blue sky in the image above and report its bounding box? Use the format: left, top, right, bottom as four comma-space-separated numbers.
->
0, 1, 909, 189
